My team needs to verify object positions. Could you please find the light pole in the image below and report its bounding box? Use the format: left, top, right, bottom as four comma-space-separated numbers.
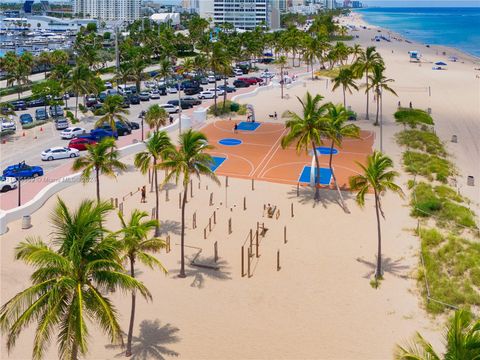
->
17, 177, 21, 207
177, 77, 182, 134
139, 110, 145, 141
379, 88, 383, 152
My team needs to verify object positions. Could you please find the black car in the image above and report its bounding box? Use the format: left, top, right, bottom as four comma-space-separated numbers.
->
98, 92, 108, 103
167, 100, 193, 110
183, 87, 203, 95
125, 120, 140, 130
11, 100, 28, 110
129, 94, 140, 105
85, 97, 98, 108
181, 96, 202, 106
27, 98, 45, 108
233, 80, 250, 88
218, 85, 236, 93
49, 105, 64, 118
121, 97, 131, 108
98, 123, 131, 136
157, 86, 167, 96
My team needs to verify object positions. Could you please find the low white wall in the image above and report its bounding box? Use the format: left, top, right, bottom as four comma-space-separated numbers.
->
0, 119, 180, 235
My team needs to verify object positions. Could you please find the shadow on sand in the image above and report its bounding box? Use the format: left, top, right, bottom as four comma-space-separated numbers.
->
287, 185, 354, 211
106, 319, 180, 359
158, 220, 182, 236
172, 256, 231, 289
357, 256, 410, 280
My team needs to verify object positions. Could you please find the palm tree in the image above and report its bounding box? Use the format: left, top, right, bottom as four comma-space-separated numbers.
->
95, 94, 129, 130
37, 51, 51, 79
322, 103, 360, 211
275, 55, 288, 99
281, 92, 328, 201
144, 104, 169, 132
134, 131, 173, 237
49, 64, 71, 109
0, 198, 151, 360
161, 130, 219, 278
5, 53, 32, 100
349, 151, 403, 280
332, 67, 359, 108
156, 57, 172, 85
72, 138, 127, 202
177, 58, 195, 132
353, 46, 383, 120
114, 63, 132, 88
350, 44, 363, 64
302, 36, 319, 80
207, 42, 229, 115
117, 210, 167, 357
395, 309, 480, 359
67, 63, 92, 119
366, 63, 397, 126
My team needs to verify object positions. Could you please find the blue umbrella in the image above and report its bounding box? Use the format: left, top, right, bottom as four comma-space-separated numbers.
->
435, 61, 447, 66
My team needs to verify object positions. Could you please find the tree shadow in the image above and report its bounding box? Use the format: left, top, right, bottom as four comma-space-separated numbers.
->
287, 185, 354, 211
173, 256, 231, 289
356, 256, 410, 279
105, 319, 180, 359
159, 220, 181, 236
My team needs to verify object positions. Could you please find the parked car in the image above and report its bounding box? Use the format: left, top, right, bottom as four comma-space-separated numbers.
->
207, 88, 225, 96
124, 120, 140, 130
249, 77, 264, 84
35, 108, 49, 121
104, 81, 113, 89
90, 128, 118, 140
207, 75, 216, 83
19, 113, 33, 125
167, 87, 178, 94
238, 77, 259, 85
54, 117, 69, 130
149, 90, 160, 99
181, 96, 202, 106
98, 92, 108, 103
0, 176, 18, 192
129, 94, 140, 105
68, 137, 98, 151
159, 104, 179, 114
233, 80, 250, 88
85, 96, 98, 108
3, 161, 44, 178
218, 85, 236, 93
121, 97, 131, 108
10, 100, 28, 110
49, 105, 64, 118
183, 87, 203, 95
139, 92, 151, 101
199, 77, 209, 85
167, 100, 192, 109
60, 127, 86, 139
27, 98, 45, 108
1, 118, 16, 132
97, 122, 131, 136
260, 71, 275, 79
198, 91, 216, 99
41, 147, 80, 161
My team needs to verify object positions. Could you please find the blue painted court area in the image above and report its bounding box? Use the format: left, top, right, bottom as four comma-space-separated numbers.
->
237, 122, 261, 131
315, 146, 338, 155
209, 156, 226, 172
298, 166, 333, 185
218, 138, 242, 146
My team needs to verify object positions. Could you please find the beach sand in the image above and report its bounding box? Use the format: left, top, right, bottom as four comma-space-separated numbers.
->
1, 12, 479, 359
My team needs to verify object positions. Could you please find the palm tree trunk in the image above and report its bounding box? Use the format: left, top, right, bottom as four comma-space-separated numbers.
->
154, 160, 160, 237
222, 77, 227, 110
75, 94, 79, 120
329, 140, 348, 212
95, 167, 100, 202
365, 70, 369, 120
71, 343, 78, 360
374, 191, 382, 279
214, 78, 218, 115
374, 92, 380, 126
126, 257, 136, 357
312, 141, 320, 201
342, 86, 346, 108
311, 61, 314, 80
280, 66, 284, 99
179, 183, 188, 278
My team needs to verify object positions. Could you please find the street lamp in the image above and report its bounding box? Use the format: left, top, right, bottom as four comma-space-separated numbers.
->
17, 177, 21, 207
138, 110, 146, 141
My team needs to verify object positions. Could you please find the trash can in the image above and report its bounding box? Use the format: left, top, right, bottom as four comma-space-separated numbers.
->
427, 108, 432, 114
451, 135, 457, 143
467, 176, 475, 186
22, 215, 31, 229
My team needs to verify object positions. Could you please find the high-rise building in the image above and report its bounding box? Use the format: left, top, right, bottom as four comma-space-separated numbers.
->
211, 0, 279, 30
73, 0, 141, 21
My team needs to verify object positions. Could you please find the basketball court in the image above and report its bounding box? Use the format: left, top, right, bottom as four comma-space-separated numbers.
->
203, 120, 374, 190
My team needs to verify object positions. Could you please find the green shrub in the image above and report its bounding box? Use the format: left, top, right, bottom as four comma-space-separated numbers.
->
403, 151, 453, 183
394, 108, 434, 128
22, 120, 48, 130
94, 108, 107, 116
65, 111, 78, 124
418, 228, 480, 314
78, 104, 87, 114
230, 102, 240, 112
237, 104, 247, 115
208, 100, 245, 116
396, 129, 446, 157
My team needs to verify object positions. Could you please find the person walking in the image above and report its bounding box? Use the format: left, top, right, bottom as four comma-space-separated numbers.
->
234, 123, 238, 134
274, 111, 278, 120
140, 185, 146, 203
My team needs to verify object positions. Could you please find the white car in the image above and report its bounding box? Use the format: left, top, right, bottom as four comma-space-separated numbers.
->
150, 90, 160, 99
104, 81, 113, 89
144, 81, 157, 88
234, 68, 244, 76
207, 88, 225, 96
0, 176, 18, 192
159, 104, 179, 114
1, 117, 16, 132
167, 87, 178, 94
207, 75, 216, 83
41, 147, 80, 161
198, 91, 216, 99
261, 72, 275, 79
60, 127, 86, 139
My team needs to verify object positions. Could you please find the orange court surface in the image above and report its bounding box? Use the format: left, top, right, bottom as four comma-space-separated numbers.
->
202, 120, 375, 190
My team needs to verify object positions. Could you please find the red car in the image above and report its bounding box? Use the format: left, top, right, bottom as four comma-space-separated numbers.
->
238, 77, 259, 85
68, 137, 97, 151
249, 77, 264, 84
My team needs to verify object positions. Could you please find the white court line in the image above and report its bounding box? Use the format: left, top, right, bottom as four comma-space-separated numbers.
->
254, 127, 288, 178
209, 151, 256, 177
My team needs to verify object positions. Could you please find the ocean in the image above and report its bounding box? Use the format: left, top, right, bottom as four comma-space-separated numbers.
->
357, 7, 480, 58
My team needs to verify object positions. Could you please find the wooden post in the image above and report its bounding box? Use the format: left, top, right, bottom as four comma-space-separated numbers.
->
119, 202, 123, 215
209, 218, 212, 232
209, 192, 213, 206
214, 241, 218, 263
277, 250, 281, 271
213, 210, 216, 224
114, 198, 118, 208
148, 168, 151, 184
110, 198, 114, 206
190, 180, 193, 198
166, 235, 170, 253
228, 218, 232, 234
297, 183, 299, 197
198, 181, 200, 189
193, 212, 196, 229
165, 188, 169, 201
151, 207, 155, 220
226, 176, 229, 187
241, 246, 245, 277
291, 202, 294, 217
178, 193, 181, 209
256, 233, 259, 258
249, 229, 252, 245
204, 227, 207, 240
251, 178, 255, 190
243, 196, 246, 210
284, 225, 287, 244
248, 248, 252, 277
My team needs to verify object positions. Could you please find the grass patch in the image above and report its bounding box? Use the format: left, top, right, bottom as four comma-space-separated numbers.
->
314, 65, 349, 78
394, 108, 434, 128
403, 151, 454, 183
22, 120, 48, 130
411, 182, 477, 230
396, 129, 446, 157
418, 227, 480, 314
208, 100, 246, 116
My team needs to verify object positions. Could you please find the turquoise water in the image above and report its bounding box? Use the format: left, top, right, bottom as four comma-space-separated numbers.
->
357, 7, 480, 58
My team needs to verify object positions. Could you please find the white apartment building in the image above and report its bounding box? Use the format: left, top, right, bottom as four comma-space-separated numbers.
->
212, 0, 278, 30
73, 0, 141, 22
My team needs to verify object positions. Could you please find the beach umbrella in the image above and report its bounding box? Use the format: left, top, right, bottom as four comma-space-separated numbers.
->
435, 61, 447, 66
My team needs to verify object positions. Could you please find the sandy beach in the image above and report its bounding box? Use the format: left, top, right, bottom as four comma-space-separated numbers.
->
1, 11, 479, 360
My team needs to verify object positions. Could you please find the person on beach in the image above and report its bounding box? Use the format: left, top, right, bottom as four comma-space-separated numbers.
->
274, 111, 277, 120
234, 123, 238, 133
409, 101, 413, 108
398, 101, 401, 108
169, 115, 173, 124
141, 186, 146, 203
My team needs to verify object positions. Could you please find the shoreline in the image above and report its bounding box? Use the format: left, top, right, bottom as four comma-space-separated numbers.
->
348, 10, 480, 64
